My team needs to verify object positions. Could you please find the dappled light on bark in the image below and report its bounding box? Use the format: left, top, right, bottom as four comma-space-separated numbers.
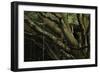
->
24, 11, 90, 62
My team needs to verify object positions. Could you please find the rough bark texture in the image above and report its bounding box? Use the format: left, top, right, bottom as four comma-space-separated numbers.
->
24, 11, 90, 61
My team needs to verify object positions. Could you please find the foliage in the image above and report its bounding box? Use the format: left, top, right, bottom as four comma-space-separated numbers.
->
24, 11, 90, 61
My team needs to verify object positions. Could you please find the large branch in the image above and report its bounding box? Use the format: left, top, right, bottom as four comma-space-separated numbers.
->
24, 15, 67, 50
60, 19, 79, 48
38, 13, 62, 37
50, 13, 79, 48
